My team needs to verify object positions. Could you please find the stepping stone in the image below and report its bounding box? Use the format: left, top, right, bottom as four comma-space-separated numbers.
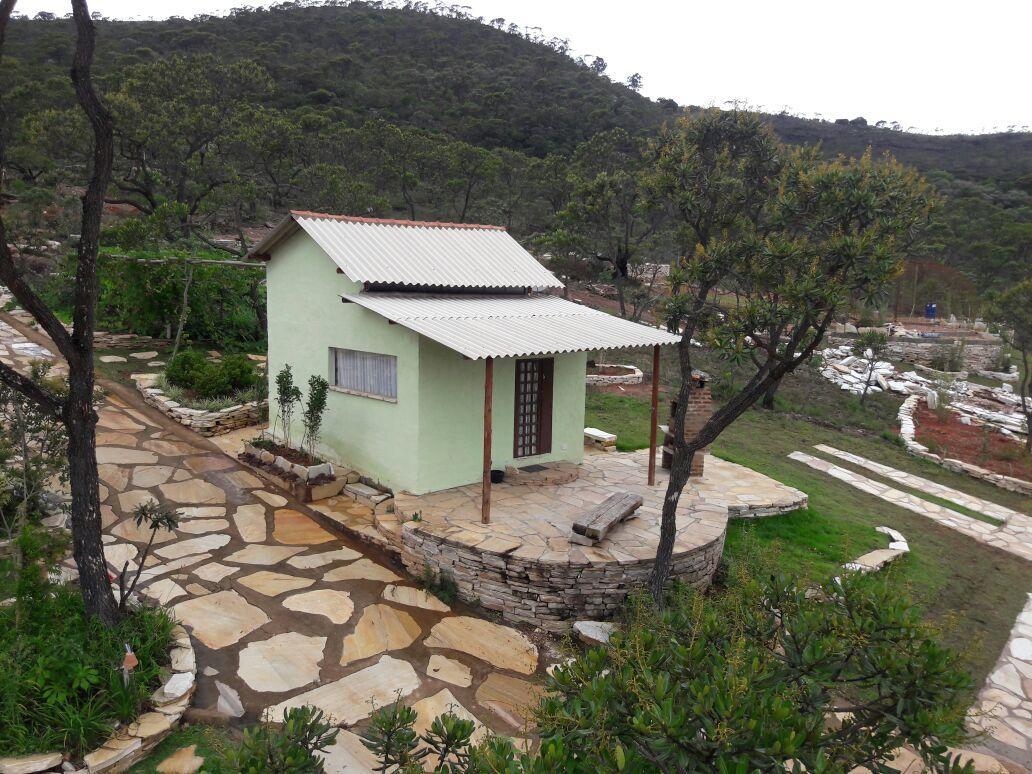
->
426, 654, 472, 688
177, 519, 230, 535
412, 688, 488, 746
104, 542, 139, 570
273, 509, 336, 545
141, 578, 187, 604
238, 570, 315, 597
283, 589, 354, 624
172, 469, 192, 482
255, 490, 288, 507
474, 673, 546, 729
224, 470, 263, 490
193, 562, 239, 584
265, 655, 420, 726
99, 464, 131, 492
178, 506, 227, 519
184, 455, 236, 473
286, 547, 362, 569
216, 680, 245, 717
117, 489, 159, 513
159, 479, 227, 505
324, 558, 401, 583
238, 632, 326, 693
129, 350, 159, 360
144, 439, 201, 457
96, 447, 158, 465
136, 553, 212, 584
233, 504, 268, 543
317, 731, 379, 773
155, 533, 231, 560
110, 517, 176, 545
132, 465, 174, 488
156, 744, 204, 774
340, 604, 422, 665
382, 584, 450, 612
224, 544, 305, 565
0, 752, 64, 774
424, 616, 538, 675
173, 590, 271, 649
97, 412, 145, 432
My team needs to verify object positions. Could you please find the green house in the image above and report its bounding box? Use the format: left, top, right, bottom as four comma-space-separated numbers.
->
252, 212, 679, 505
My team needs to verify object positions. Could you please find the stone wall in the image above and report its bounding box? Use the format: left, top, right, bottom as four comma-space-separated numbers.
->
397, 523, 725, 632
829, 336, 1003, 371
133, 374, 266, 437
584, 363, 643, 386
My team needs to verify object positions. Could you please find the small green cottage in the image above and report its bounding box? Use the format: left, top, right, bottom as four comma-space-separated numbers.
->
251, 211, 679, 507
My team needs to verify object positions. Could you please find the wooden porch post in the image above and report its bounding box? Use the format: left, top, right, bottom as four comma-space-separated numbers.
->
482, 356, 494, 524
648, 344, 660, 486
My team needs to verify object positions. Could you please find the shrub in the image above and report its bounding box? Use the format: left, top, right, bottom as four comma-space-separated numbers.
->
165, 350, 260, 400
929, 341, 965, 372
211, 705, 337, 772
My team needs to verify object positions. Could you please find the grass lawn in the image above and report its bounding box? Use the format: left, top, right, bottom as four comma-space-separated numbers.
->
129, 724, 236, 772
584, 355, 1031, 688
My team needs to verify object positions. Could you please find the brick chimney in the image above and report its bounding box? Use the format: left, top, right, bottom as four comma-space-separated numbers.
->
661, 371, 712, 478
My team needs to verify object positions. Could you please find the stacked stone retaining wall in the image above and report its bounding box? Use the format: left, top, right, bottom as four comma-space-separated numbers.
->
829, 336, 1002, 371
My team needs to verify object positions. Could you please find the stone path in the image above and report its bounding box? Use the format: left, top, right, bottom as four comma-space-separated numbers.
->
0, 314, 544, 759
812, 445, 1025, 523
972, 594, 1032, 767
788, 451, 1032, 562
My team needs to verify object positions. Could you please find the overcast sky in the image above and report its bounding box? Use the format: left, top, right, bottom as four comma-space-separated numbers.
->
14, 0, 1032, 135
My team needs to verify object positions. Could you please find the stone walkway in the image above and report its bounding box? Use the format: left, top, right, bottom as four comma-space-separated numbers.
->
812, 445, 1025, 523
788, 451, 1032, 562
0, 314, 546, 764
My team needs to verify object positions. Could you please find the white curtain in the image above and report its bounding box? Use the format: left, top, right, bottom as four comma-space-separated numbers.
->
332, 348, 398, 399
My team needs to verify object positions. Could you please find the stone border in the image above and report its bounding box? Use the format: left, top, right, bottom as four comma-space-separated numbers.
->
0, 622, 196, 774
132, 373, 266, 437
897, 395, 1032, 497
585, 363, 643, 386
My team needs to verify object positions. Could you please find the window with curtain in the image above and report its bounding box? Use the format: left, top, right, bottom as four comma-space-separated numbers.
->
330, 347, 398, 400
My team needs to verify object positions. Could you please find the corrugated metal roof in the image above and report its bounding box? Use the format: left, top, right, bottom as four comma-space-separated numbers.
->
342, 292, 681, 359
251, 211, 563, 290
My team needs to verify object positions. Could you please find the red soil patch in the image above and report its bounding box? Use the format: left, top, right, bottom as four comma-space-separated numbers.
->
914, 404, 1032, 481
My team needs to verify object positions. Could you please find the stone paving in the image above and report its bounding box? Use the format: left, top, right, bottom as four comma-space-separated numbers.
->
788, 450, 1032, 562
813, 444, 1025, 523
0, 315, 544, 757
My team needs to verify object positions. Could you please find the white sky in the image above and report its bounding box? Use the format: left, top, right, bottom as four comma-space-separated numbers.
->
13, 0, 1032, 135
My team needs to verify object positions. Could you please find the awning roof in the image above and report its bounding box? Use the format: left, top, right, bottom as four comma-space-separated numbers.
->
342, 292, 681, 360
251, 211, 564, 290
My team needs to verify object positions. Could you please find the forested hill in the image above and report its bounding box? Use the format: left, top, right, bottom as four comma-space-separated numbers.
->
9, 1, 1032, 184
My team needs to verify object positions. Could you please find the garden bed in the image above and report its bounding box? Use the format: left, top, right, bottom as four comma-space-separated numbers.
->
914, 403, 1031, 481
238, 441, 360, 503
134, 372, 267, 436
585, 362, 643, 386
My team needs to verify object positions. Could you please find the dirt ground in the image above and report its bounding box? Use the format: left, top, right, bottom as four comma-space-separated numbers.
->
915, 404, 1031, 480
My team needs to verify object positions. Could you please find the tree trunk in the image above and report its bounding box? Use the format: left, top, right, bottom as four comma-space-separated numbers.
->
648, 444, 695, 603
760, 382, 777, 410
170, 263, 194, 361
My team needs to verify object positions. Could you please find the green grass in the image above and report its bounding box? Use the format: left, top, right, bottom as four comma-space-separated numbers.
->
129, 724, 236, 772
584, 355, 1031, 687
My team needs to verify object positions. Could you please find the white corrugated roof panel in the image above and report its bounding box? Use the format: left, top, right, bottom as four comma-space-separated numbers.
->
342, 292, 681, 359
253, 211, 563, 290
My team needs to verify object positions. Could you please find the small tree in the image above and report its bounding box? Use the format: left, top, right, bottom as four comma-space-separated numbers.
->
852, 330, 889, 405
115, 501, 179, 614
274, 364, 302, 449
989, 278, 1032, 452
301, 375, 329, 460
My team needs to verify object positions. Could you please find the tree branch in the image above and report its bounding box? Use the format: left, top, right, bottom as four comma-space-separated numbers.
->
0, 361, 63, 417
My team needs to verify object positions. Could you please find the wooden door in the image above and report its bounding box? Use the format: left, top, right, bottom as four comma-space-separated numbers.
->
514, 357, 553, 458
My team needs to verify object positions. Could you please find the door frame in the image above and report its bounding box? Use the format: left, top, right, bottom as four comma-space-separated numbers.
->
512, 357, 554, 458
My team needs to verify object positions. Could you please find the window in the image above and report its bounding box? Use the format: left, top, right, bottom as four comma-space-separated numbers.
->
330, 348, 398, 401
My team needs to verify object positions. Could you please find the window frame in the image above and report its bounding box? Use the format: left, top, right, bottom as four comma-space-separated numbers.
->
328, 347, 399, 403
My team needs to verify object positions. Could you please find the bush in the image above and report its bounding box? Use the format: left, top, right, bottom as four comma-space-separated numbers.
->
165, 350, 260, 400
0, 545, 175, 757
929, 341, 965, 372
210, 705, 337, 772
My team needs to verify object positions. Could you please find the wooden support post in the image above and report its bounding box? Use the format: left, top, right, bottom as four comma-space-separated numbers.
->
648, 344, 660, 486
482, 356, 494, 524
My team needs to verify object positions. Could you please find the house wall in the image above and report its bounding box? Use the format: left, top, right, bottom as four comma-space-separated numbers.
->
267, 229, 587, 495
266, 231, 422, 491
416, 338, 586, 493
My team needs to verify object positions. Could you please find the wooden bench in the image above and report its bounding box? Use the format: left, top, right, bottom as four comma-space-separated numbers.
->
570, 492, 643, 545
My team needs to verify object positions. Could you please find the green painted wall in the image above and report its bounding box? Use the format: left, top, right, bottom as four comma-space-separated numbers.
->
267, 230, 587, 494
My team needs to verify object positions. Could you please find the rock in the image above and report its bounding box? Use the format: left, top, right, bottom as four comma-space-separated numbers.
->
130, 351, 160, 360
573, 620, 616, 646
215, 681, 245, 718
232, 504, 268, 543
317, 731, 379, 773
238, 570, 315, 597
426, 654, 472, 688
382, 584, 450, 612
173, 590, 271, 649
423, 616, 538, 675
272, 509, 336, 545
127, 711, 174, 739
155, 744, 204, 774
282, 589, 355, 624
340, 604, 422, 665
82, 734, 142, 772
0, 752, 64, 774
412, 689, 487, 745
222, 544, 305, 565
238, 632, 326, 693
474, 673, 546, 729
286, 547, 362, 569
152, 671, 195, 704
99, 355, 127, 363
323, 558, 401, 583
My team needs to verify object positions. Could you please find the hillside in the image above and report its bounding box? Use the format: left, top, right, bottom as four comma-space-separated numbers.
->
9, 2, 1032, 183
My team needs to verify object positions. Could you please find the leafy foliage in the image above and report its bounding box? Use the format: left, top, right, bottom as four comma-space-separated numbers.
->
165, 349, 261, 399
274, 363, 302, 449
209, 705, 338, 773
300, 374, 329, 458
987, 278, 1032, 450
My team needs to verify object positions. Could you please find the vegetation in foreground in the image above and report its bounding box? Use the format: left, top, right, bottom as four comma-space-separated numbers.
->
0, 530, 174, 757
360, 544, 975, 772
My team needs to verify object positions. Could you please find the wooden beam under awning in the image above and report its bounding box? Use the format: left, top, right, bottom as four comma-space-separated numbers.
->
481, 356, 494, 524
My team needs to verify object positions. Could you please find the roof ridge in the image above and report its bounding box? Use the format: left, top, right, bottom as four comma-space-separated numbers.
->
290, 211, 507, 231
